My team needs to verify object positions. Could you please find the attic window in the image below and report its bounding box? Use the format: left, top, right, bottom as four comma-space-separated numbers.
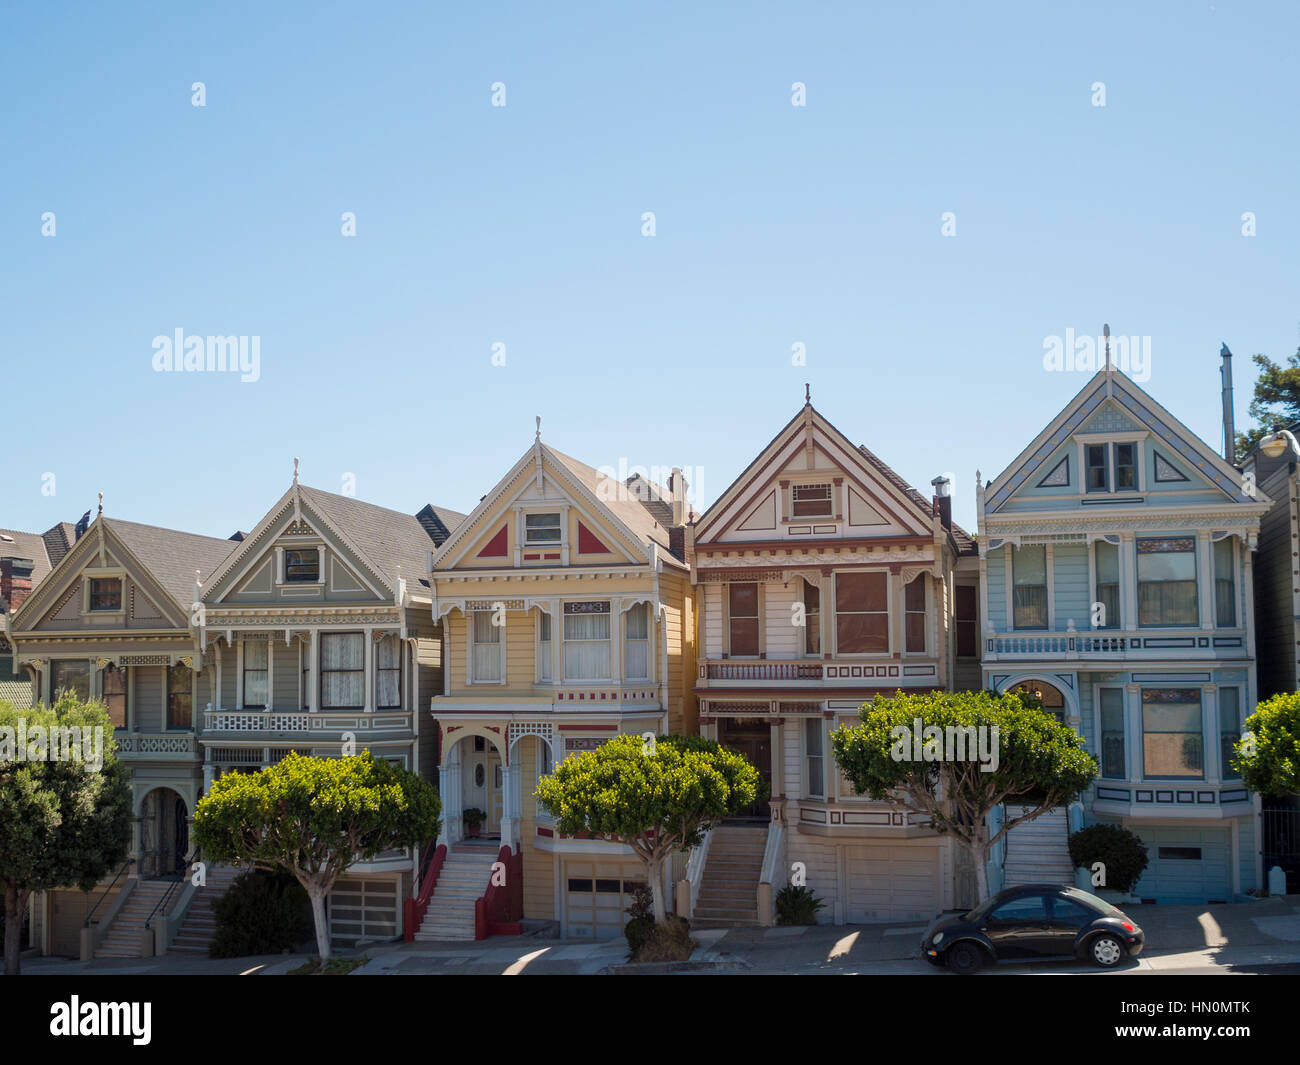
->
88, 577, 122, 611
284, 549, 319, 583
792, 483, 833, 517
525, 513, 562, 545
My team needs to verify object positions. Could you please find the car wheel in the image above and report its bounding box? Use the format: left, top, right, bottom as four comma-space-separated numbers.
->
946, 942, 985, 975
1089, 933, 1125, 968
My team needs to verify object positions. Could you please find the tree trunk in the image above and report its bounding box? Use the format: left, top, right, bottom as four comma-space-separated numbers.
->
4, 884, 30, 977
306, 882, 331, 961
647, 855, 667, 924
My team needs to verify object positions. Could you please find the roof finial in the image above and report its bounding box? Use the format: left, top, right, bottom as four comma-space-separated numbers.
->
293, 457, 299, 485
535, 415, 541, 442
97, 491, 103, 516
1103, 324, 1112, 371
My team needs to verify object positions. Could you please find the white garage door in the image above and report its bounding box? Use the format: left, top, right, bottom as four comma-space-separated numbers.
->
845, 844, 941, 923
563, 863, 647, 939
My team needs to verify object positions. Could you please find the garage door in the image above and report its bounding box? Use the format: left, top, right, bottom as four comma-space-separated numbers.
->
1132, 826, 1231, 903
563, 862, 646, 939
845, 844, 941, 923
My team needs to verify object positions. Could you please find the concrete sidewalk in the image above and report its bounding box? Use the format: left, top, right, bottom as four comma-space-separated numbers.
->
15, 895, 1300, 976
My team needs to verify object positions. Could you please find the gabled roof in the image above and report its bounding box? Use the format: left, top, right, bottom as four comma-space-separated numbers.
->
431, 440, 684, 570
984, 366, 1266, 513
102, 518, 241, 609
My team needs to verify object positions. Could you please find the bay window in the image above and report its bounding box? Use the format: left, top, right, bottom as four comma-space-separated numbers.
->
1137, 537, 1197, 627
470, 610, 503, 683
835, 572, 888, 653
727, 583, 760, 656
624, 602, 650, 680
320, 632, 364, 707
242, 638, 268, 709
1012, 545, 1048, 629
563, 602, 611, 680
1141, 689, 1203, 778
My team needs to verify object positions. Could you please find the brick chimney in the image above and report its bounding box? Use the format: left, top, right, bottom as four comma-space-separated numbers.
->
930, 476, 952, 532
1, 557, 35, 613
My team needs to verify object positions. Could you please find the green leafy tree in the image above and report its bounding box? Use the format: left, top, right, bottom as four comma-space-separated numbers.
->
830, 690, 1098, 901
1233, 691, 1300, 797
535, 733, 761, 924
193, 751, 440, 960
0, 695, 132, 975
1237, 345, 1300, 457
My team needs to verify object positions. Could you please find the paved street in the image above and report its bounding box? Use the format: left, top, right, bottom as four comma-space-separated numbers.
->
16, 895, 1300, 976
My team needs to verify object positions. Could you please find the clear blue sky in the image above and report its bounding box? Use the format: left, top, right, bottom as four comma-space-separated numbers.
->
3, 1, 1296, 540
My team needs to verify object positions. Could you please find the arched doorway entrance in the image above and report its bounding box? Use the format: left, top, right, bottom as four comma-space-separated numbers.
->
140, 788, 189, 878
1007, 679, 1067, 723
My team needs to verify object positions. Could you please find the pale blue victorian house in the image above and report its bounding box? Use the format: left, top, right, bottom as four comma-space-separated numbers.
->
978, 359, 1270, 903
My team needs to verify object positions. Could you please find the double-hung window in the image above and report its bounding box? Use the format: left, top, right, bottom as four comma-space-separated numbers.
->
167, 662, 192, 729
471, 610, 503, 683
376, 635, 402, 709
1012, 545, 1048, 629
805, 717, 824, 798
242, 639, 268, 709
1137, 537, 1197, 627
1213, 538, 1236, 627
904, 576, 926, 653
320, 632, 364, 708
102, 663, 127, 729
728, 583, 760, 656
1141, 689, 1203, 779
563, 602, 611, 680
624, 602, 650, 680
1099, 688, 1125, 779
835, 572, 888, 653
1094, 541, 1119, 629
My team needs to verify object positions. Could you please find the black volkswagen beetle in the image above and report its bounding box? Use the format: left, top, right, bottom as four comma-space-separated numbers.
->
921, 884, 1144, 974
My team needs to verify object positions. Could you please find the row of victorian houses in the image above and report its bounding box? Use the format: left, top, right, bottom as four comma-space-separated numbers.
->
2, 348, 1296, 954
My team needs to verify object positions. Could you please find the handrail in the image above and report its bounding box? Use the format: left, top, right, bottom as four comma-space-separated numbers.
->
145, 848, 200, 930
402, 841, 447, 941
83, 859, 134, 928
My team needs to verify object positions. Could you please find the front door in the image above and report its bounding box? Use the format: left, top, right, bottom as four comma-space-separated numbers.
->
719, 719, 771, 821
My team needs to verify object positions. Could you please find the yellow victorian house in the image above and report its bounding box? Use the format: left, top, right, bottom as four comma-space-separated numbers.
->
417, 427, 696, 940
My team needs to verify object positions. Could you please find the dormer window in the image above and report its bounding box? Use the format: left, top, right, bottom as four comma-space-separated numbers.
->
792, 483, 833, 517
284, 549, 319, 583
88, 577, 122, 611
525, 513, 562, 545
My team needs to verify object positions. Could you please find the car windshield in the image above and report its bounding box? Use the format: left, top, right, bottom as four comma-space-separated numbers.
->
1062, 887, 1124, 917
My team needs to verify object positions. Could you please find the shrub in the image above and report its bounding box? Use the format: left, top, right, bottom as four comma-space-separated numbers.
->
775, 885, 825, 925
624, 885, 656, 955
1068, 823, 1150, 894
211, 869, 312, 958
633, 914, 695, 962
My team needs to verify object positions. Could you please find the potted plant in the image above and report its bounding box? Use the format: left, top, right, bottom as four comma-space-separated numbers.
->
463, 808, 486, 838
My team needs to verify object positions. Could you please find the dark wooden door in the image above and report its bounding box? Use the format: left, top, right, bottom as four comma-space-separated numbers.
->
720, 723, 771, 821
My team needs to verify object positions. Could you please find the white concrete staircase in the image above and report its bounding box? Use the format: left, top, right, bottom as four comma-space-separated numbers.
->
412, 843, 499, 942
691, 824, 767, 928
169, 866, 242, 955
1003, 806, 1074, 888
95, 880, 175, 958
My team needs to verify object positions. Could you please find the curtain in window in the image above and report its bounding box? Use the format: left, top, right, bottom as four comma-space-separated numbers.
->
377, 636, 401, 708
243, 639, 269, 709
320, 632, 364, 707
472, 611, 502, 682
1012, 545, 1048, 629
563, 610, 611, 679
625, 603, 650, 679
